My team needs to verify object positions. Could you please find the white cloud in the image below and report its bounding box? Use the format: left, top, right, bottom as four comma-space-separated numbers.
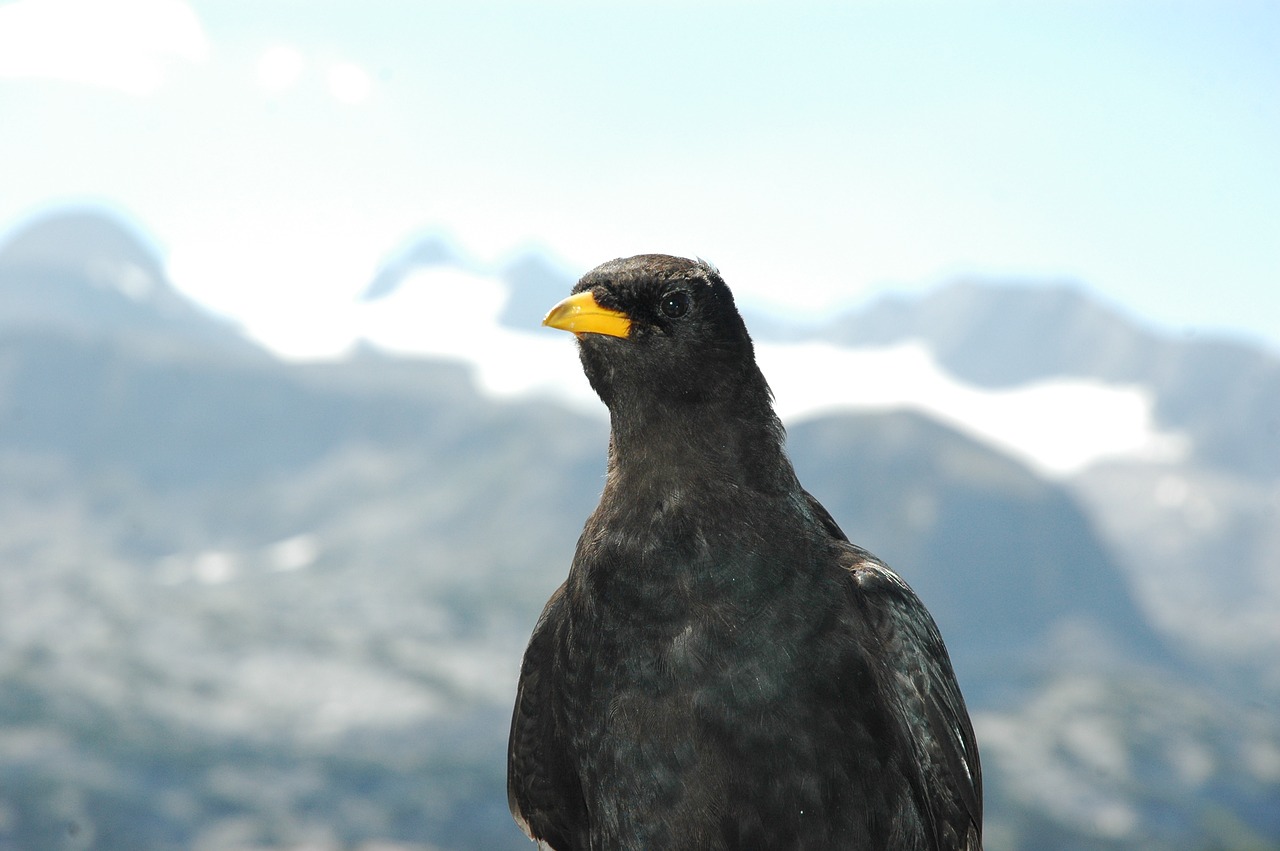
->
0, 0, 209, 96
256, 43, 305, 94
327, 60, 372, 105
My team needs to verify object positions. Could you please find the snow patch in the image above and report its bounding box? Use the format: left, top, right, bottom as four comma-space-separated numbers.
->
352, 266, 603, 415
758, 342, 1189, 477
267, 534, 319, 572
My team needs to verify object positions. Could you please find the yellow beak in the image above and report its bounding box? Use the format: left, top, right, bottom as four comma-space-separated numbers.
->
542, 290, 631, 338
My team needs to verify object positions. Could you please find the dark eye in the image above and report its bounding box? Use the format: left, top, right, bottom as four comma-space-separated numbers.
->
660, 291, 690, 318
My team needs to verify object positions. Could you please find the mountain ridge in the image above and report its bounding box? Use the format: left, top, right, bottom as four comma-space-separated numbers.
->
793, 280, 1280, 480
0, 206, 267, 361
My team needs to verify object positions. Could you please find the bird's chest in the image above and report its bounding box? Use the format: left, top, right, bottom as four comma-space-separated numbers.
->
580, 483, 784, 608
552, 606, 799, 847
550, 506, 881, 847
559, 519, 817, 736
550, 585, 857, 850
566, 492, 815, 700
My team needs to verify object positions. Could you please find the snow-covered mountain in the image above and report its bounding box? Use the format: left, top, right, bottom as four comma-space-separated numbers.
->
800, 280, 1280, 481
2, 206, 1277, 850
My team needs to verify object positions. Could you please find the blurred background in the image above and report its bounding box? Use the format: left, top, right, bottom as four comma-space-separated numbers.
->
1, 1, 1278, 849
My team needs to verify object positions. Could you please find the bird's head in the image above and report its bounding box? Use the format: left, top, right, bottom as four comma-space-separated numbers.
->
542, 255, 766, 415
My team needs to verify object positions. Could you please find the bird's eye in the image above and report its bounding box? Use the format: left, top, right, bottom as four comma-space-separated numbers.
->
660, 291, 690, 319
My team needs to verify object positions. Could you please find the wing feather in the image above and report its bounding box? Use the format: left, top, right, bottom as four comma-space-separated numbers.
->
508, 584, 584, 851
846, 555, 984, 850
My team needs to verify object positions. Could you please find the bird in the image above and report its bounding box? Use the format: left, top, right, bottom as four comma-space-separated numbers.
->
508, 254, 982, 850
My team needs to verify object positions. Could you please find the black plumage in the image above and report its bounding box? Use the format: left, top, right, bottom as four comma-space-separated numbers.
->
509, 255, 982, 850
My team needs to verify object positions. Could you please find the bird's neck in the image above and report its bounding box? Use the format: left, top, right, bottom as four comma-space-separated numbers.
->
604, 383, 797, 499
587, 386, 812, 625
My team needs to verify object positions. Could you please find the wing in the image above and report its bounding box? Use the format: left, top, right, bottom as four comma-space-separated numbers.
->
845, 553, 984, 850
508, 583, 587, 851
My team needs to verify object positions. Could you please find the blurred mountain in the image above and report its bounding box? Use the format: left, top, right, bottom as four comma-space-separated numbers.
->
494, 250, 577, 331
0, 207, 264, 360
0, 207, 1276, 850
359, 233, 577, 333
360, 232, 473, 303
791, 280, 1280, 480
0, 335, 604, 851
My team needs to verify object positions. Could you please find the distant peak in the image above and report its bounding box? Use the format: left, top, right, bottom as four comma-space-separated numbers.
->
0, 204, 264, 358
495, 247, 577, 331
360, 232, 471, 302
0, 206, 171, 298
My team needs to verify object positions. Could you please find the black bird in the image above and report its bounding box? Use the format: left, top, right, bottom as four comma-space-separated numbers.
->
509, 255, 981, 850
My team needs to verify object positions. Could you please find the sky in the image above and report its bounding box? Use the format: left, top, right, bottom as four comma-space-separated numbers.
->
1, 0, 1278, 353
